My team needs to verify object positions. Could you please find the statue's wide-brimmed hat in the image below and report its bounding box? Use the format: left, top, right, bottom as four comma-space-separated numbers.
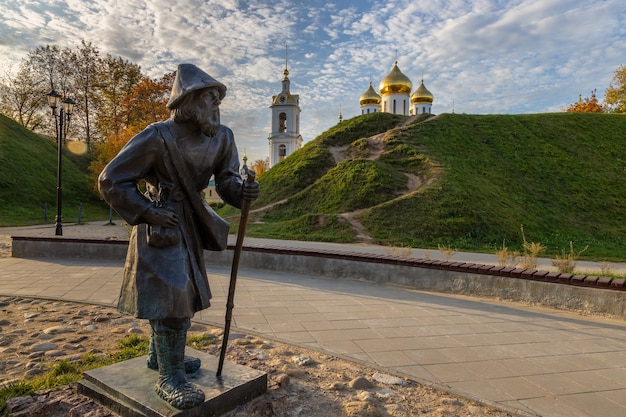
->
167, 63, 227, 109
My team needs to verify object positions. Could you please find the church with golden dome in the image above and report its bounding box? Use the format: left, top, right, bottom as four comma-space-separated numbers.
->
360, 61, 434, 116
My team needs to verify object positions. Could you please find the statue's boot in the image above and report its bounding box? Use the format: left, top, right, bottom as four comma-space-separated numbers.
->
147, 328, 201, 373
152, 325, 205, 409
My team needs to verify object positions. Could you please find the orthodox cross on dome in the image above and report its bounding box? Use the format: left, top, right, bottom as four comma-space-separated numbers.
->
241, 152, 248, 176
283, 44, 289, 78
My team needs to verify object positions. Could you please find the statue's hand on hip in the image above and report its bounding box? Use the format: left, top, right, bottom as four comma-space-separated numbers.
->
144, 206, 179, 228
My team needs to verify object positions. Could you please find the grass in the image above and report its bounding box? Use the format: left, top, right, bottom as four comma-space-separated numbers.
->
246, 214, 356, 243
261, 159, 408, 222
231, 111, 626, 262
0, 381, 32, 416
248, 142, 335, 210
239, 112, 408, 212
4, 109, 626, 263
0, 114, 111, 226
0, 334, 149, 416
0, 332, 219, 416
358, 113, 626, 260
187, 333, 215, 350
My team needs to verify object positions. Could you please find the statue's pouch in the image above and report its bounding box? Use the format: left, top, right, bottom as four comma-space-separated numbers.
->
147, 224, 181, 248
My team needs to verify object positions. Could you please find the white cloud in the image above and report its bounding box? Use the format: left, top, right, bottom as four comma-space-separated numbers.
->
0, 0, 624, 162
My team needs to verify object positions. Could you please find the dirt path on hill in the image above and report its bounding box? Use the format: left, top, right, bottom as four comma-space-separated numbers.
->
338, 209, 376, 245
247, 116, 446, 243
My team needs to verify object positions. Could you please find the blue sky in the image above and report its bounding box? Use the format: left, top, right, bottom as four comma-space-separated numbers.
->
0, 0, 624, 163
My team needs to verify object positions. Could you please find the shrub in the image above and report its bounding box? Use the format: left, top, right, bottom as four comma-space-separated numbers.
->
385, 245, 413, 258
552, 241, 588, 273
438, 244, 457, 261
495, 240, 519, 267
520, 226, 546, 270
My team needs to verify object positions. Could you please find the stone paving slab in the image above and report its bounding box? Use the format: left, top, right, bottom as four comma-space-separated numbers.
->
2, 256, 626, 417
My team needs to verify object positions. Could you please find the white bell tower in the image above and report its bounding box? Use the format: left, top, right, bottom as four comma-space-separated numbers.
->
268, 50, 302, 168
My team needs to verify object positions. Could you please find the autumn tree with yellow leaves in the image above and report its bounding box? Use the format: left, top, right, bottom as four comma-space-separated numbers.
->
248, 158, 270, 178
604, 64, 626, 113
565, 89, 604, 113
89, 72, 173, 188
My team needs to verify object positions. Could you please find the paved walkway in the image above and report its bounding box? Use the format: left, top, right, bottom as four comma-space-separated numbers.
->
2, 223, 626, 416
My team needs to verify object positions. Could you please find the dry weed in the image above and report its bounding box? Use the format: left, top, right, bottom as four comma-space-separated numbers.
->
495, 240, 519, 267
437, 244, 456, 261
551, 241, 588, 274
385, 245, 413, 258
520, 226, 546, 270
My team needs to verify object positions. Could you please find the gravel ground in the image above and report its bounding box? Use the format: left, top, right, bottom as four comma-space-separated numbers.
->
1, 297, 518, 417
0, 224, 520, 416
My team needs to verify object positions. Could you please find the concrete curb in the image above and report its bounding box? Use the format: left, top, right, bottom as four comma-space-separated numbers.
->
11, 236, 626, 320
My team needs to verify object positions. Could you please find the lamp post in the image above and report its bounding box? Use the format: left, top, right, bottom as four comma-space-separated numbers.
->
47, 89, 75, 236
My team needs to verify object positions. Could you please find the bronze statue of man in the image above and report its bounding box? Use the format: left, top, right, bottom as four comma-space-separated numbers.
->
99, 64, 259, 410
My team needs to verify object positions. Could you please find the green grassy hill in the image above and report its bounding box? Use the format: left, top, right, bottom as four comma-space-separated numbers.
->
0, 114, 108, 226
4, 109, 626, 262
237, 112, 626, 261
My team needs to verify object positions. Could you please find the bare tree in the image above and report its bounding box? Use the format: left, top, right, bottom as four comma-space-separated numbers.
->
24, 45, 73, 140
27, 45, 63, 93
1, 43, 144, 146
0, 63, 47, 131
94, 54, 142, 141
70, 41, 102, 146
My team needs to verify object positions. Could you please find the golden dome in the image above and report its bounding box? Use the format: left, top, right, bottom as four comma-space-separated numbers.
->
359, 81, 381, 106
379, 61, 412, 96
411, 80, 434, 103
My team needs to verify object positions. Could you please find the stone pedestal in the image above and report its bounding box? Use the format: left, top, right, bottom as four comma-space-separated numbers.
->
77, 348, 267, 417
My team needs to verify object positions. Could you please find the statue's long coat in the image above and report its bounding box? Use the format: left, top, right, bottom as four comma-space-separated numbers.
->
99, 119, 243, 319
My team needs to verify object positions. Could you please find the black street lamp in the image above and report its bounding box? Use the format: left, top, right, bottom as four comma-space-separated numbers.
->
47, 89, 75, 236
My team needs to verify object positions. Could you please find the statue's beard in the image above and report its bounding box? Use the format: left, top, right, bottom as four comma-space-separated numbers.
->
194, 109, 220, 137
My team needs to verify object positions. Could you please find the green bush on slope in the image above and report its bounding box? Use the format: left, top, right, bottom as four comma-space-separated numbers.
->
251, 112, 408, 210
263, 159, 408, 221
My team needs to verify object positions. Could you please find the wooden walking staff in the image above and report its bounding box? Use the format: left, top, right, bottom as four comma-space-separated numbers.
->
216, 170, 256, 377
